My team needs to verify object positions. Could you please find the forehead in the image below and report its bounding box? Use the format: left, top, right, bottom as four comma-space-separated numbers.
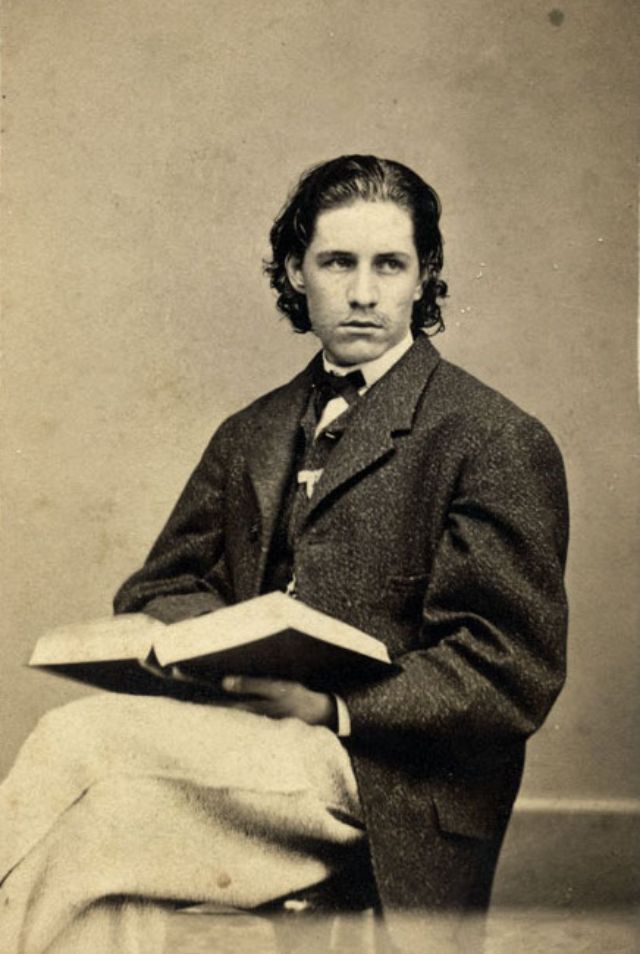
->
309, 200, 416, 253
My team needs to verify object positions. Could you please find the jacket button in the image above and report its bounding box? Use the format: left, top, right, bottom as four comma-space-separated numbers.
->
248, 523, 260, 542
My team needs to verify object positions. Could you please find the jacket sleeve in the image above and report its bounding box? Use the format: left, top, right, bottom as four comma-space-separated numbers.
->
113, 418, 237, 624
343, 416, 569, 750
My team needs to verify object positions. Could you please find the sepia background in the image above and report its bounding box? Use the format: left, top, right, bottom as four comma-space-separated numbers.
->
2, 0, 638, 919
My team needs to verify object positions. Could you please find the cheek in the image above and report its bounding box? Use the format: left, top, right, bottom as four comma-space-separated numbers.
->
399, 279, 422, 306
384, 287, 415, 311
307, 283, 342, 318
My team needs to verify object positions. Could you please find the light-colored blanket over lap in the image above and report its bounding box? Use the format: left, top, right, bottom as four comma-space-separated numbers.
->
0, 692, 364, 954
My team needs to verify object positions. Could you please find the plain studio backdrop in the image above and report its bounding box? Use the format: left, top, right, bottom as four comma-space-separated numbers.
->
1, 0, 638, 893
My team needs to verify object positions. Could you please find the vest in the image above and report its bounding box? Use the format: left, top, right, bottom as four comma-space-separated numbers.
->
262, 390, 360, 594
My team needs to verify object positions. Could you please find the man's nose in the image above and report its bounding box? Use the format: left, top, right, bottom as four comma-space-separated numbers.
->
347, 266, 378, 309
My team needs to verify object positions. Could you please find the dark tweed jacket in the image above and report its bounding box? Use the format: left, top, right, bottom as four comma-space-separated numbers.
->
114, 334, 569, 911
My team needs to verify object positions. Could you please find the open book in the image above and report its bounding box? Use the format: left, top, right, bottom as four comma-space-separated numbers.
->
29, 592, 394, 697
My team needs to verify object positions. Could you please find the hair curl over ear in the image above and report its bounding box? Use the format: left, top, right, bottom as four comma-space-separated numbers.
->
264, 155, 447, 335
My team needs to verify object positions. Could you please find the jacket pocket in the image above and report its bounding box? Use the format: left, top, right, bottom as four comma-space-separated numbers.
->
430, 786, 512, 841
384, 573, 428, 620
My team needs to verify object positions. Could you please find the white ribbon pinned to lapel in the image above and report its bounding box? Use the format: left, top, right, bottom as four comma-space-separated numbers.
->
297, 469, 324, 499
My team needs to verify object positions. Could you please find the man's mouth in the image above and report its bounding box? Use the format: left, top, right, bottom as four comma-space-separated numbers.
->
340, 320, 382, 329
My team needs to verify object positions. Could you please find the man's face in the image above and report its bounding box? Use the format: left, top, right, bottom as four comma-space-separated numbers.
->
286, 200, 424, 366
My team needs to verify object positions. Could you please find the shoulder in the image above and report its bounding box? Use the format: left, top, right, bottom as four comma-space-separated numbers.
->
225, 365, 311, 428
197, 363, 313, 457
428, 357, 567, 523
428, 356, 530, 425
424, 353, 562, 459
419, 353, 568, 545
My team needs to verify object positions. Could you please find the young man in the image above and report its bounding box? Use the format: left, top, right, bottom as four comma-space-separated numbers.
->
114, 155, 569, 907
0, 155, 568, 950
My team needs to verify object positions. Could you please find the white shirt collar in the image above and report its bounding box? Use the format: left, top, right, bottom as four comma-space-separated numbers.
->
322, 331, 414, 389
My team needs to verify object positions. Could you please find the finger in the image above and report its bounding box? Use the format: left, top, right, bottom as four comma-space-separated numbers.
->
219, 699, 285, 719
221, 676, 294, 698
169, 665, 212, 686
139, 657, 166, 679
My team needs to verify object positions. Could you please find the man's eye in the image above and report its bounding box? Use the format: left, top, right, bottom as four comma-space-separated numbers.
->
378, 258, 405, 273
324, 256, 352, 270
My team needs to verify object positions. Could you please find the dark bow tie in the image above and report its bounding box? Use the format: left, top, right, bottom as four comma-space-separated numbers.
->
312, 366, 366, 417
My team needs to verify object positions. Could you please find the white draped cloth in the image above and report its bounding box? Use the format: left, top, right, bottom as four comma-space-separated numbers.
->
0, 693, 364, 954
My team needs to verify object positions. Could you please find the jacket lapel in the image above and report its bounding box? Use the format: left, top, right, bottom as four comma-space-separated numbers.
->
301, 335, 441, 524
245, 360, 317, 585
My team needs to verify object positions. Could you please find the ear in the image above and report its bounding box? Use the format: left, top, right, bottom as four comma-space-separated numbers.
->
412, 269, 427, 302
285, 255, 306, 295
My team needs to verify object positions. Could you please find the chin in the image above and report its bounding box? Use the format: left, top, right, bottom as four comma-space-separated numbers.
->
327, 341, 387, 367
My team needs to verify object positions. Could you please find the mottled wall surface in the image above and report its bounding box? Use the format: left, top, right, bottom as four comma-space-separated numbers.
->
2, 0, 638, 799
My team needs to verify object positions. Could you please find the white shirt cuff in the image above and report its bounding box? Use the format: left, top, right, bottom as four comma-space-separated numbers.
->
334, 694, 351, 737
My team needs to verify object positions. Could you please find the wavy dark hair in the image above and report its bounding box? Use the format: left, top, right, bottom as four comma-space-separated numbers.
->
264, 154, 447, 335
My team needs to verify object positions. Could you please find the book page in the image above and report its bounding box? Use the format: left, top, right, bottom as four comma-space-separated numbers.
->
153, 593, 390, 667
29, 614, 165, 666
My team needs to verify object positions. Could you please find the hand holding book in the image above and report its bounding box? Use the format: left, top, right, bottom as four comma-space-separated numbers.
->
139, 656, 338, 727
219, 675, 337, 727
